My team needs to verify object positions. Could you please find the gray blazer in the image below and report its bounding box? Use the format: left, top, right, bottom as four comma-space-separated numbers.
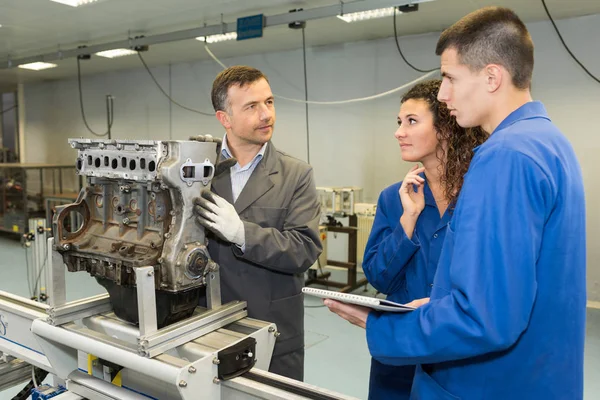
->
205, 141, 322, 358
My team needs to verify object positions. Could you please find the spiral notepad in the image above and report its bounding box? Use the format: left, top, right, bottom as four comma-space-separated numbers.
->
302, 287, 415, 312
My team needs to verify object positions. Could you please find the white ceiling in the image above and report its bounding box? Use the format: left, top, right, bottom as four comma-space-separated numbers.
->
0, 0, 599, 89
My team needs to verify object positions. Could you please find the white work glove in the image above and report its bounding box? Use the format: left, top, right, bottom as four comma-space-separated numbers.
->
194, 190, 245, 247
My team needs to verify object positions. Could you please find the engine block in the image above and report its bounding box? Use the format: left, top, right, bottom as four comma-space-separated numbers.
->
53, 137, 220, 327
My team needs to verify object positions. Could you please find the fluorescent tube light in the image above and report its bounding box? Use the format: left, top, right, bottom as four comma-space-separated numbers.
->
337, 7, 398, 23
195, 32, 238, 44
50, 0, 101, 7
95, 49, 138, 58
18, 62, 58, 71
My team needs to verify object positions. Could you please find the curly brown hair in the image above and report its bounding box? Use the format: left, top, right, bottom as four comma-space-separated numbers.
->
401, 79, 488, 207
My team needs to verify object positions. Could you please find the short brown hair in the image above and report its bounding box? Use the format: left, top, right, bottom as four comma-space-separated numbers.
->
211, 66, 269, 112
401, 80, 488, 208
436, 7, 534, 89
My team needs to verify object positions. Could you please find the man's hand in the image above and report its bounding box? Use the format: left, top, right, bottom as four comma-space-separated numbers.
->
405, 297, 430, 308
193, 190, 245, 246
324, 300, 371, 329
324, 297, 430, 328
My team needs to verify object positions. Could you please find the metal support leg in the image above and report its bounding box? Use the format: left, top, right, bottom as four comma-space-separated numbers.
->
206, 262, 221, 310
28, 219, 39, 299
30, 218, 49, 301
43, 238, 111, 325
47, 237, 67, 307
45, 198, 52, 229
135, 266, 157, 337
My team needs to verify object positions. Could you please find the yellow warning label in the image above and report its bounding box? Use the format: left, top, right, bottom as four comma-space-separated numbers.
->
112, 370, 122, 386
87, 354, 98, 376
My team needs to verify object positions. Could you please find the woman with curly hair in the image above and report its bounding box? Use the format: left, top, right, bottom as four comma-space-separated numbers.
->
361, 79, 488, 399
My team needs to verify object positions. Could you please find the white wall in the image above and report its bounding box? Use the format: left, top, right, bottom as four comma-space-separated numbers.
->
22, 14, 600, 300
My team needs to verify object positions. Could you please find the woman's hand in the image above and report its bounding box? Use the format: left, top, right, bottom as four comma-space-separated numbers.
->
399, 165, 425, 238
399, 164, 426, 217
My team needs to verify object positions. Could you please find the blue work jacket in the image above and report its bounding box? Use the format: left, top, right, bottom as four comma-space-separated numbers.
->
366, 102, 586, 399
363, 179, 450, 399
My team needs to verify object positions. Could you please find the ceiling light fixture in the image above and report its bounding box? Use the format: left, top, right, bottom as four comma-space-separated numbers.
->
195, 32, 238, 44
18, 62, 58, 71
95, 49, 138, 58
50, 0, 101, 7
337, 7, 398, 23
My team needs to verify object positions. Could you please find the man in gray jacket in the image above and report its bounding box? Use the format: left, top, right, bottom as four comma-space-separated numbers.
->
194, 65, 322, 381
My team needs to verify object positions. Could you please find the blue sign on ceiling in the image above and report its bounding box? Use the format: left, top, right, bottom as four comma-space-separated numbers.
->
237, 14, 265, 41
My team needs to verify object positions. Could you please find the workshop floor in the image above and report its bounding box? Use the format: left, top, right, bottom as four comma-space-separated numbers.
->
0, 235, 598, 399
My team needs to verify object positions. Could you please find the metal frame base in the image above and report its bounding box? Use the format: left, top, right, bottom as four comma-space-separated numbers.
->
45, 237, 234, 358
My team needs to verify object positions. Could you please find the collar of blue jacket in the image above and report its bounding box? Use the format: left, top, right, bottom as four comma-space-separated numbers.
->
474, 100, 550, 152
